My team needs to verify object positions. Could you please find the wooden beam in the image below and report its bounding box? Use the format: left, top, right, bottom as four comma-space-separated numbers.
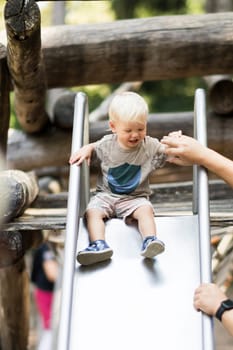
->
53, 82, 142, 128
41, 12, 233, 88
6, 111, 233, 182
204, 75, 233, 115
1, 170, 39, 222
4, 0, 49, 133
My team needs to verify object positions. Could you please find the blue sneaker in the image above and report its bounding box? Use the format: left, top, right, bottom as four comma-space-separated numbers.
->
141, 236, 165, 258
77, 240, 113, 265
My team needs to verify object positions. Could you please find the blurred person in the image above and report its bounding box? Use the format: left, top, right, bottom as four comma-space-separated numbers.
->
31, 242, 58, 350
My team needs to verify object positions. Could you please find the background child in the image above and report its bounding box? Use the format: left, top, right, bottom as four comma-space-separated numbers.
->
69, 91, 167, 265
31, 242, 58, 349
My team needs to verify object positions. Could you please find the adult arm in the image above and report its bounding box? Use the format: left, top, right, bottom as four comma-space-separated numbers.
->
161, 134, 233, 188
194, 283, 233, 336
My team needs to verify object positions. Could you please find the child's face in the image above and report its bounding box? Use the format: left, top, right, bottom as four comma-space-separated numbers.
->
109, 119, 147, 149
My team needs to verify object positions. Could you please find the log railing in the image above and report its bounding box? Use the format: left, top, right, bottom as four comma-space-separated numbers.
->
2, 7, 233, 152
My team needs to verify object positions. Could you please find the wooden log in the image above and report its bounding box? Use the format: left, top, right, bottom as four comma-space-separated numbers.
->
41, 12, 233, 88
205, 0, 233, 12
6, 111, 233, 184
212, 231, 233, 273
53, 91, 76, 129
53, 82, 142, 128
4, 0, 49, 133
88, 82, 142, 123
7, 127, 72, 171
0, 170, 39, 222
0, 259, 29, 350
29, 179, 233, 209
6, 112, 193, 172
204, 75, 233, 115
0, 229, 42, 267
0, 44, 10, 156
1, 180, 233, 232
0, 228, 42, 348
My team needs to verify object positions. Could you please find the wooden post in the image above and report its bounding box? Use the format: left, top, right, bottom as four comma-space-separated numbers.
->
1, 170, 39, 222
0, 228, 42, 349
0, 259, 29, 350
0, 44, 10, 156
4, 0, 49, 133
204, 75, 233, 115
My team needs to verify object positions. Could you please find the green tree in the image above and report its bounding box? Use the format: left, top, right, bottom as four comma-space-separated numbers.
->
111, 0, 187, 19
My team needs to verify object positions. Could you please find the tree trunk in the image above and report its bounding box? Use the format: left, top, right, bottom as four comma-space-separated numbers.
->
41, 12, 233, 88
4, 0, 49, 133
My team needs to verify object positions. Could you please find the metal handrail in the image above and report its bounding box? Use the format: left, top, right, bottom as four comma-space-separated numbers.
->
193, 88, 214, 350
56, 92, 89, 350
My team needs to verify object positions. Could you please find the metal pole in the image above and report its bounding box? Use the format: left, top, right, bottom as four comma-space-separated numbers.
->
56, 92, 88, 350
194, 88, 215, 350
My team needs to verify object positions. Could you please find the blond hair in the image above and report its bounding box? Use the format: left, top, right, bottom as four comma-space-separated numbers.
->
109, 91, 148, 123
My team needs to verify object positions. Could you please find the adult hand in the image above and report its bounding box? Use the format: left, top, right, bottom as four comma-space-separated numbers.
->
193, 283, 226, 316
161, 133, 206, 166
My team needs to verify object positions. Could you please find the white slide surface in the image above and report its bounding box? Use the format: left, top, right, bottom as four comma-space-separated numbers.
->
69, 215, 203, 350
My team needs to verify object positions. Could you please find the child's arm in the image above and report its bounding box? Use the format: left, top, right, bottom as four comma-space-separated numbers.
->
69, 142, 97, 166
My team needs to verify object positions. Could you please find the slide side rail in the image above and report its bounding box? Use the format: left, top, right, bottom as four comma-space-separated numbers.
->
193, 88, 214, 350
56, 92, 89, 350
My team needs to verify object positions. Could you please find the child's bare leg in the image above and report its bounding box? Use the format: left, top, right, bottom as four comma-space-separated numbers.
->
77, 209, 113, 265
85, 208, 106, 241
131, 205, 165, 258
131, 205, 156, 238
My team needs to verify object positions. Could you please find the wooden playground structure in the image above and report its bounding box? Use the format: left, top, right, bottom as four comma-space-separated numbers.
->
0, 0, 233, 348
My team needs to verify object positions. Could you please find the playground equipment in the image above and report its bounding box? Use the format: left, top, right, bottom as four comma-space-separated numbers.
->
56, 89, 214, 350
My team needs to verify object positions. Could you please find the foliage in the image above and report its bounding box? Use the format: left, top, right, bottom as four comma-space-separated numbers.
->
142, 78, 205, 112
72, 84, 113, 113
111, 0, 187, 19
9, 93, 20, 129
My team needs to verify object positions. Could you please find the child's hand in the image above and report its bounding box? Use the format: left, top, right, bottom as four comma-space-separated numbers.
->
69, 143, 95, 166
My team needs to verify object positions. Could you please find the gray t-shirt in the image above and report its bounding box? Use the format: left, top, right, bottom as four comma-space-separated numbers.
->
94, 134, 166, 197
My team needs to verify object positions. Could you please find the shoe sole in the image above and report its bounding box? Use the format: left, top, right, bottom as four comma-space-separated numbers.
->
77, 248, 113, 266
141, 241, 165, 259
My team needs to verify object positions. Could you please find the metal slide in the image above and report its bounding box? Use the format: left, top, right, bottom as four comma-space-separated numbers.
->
55, 90, 215, 350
